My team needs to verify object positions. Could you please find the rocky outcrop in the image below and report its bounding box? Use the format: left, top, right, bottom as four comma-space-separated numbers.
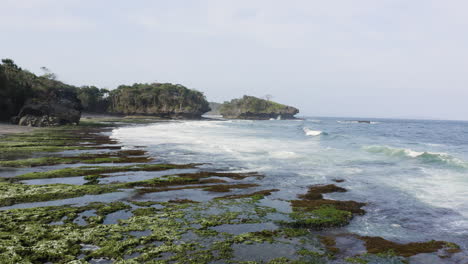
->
107, 83, 210, 119
219, 96, 299, 120
14, 88, 81, 127
1, 59, 83, 127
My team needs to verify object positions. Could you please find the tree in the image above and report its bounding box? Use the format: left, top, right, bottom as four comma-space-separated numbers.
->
1, 59, 19, 70
76, 86, 110, 113
40, 66, 57, 80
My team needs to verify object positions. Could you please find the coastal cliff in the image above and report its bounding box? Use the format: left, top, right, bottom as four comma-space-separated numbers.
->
0, 59, 82, 127
14, 85, 81, 127
107, 83, 210, 119
219, 95, 299, 120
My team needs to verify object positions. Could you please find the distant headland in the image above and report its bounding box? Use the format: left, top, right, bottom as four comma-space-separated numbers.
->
0, 59, 300, 127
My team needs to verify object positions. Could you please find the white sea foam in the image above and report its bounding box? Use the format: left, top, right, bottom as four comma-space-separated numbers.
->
337, 120, 379, 124
112, 121, 321, 172
343, 168, 364, 175
111, 120, 468, 248
269, 151, 298, 159
303, 128, 323, 136
363, 145, 468, 169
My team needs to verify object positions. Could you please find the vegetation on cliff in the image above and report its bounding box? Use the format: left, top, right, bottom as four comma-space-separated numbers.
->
1, 59, 212, 123
76, 86, 110, 113
107, 83, 210, 118
0, 59, 81, 126
0, 59, 34, 121
219, 95, 299, 119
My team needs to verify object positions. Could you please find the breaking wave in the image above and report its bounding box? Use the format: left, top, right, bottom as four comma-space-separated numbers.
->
303, 128, 327, 136
364, 145, 468, 169
338, 120, 379, 124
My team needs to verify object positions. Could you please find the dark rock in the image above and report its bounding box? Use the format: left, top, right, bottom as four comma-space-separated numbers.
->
345, 120, 371, 124
15, 88, 81, 127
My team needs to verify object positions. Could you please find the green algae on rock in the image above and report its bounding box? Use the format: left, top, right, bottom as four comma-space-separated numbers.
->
0, 182, 120, 207
0, 196, 322, 263
282, 184, 366, 229
0, 125, 121, 156
13, 163, 199, 180
286, 205, 352, 229
0, 154, 152, 168
291, 199, 366, 215
298, 184, 347, 200
215, 189, 280, 200
355, 235, 461, 257
0, 149, 150, 168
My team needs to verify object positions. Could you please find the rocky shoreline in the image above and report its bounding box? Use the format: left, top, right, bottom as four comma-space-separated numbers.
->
0, 117, 463, 263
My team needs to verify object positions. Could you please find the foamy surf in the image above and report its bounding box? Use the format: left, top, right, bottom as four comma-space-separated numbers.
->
363, 145, 468, 169
337, 120, 379, 124
269, 151, 298, 159
303, 128, 325, 136
112, 118, 468, 252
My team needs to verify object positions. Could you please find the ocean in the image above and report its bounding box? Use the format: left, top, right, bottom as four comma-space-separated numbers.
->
113, 117, 468, 252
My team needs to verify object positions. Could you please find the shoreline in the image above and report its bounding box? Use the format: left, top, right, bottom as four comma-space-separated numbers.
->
0, 117, 465, 263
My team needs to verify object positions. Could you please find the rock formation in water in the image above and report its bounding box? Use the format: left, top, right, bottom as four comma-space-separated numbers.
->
107, 83, 210, 119
219, 95, 299, 120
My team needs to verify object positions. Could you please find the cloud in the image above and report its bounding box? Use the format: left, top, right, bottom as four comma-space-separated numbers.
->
0, 0, 94, 32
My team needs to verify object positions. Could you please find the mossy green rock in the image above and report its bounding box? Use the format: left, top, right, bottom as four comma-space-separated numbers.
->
220, 95, 299, 120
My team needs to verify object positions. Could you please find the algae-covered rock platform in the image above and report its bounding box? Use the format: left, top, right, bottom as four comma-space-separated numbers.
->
0, 119, 462, 263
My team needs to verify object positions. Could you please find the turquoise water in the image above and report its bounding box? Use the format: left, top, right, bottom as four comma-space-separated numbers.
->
112, 117, 468, 252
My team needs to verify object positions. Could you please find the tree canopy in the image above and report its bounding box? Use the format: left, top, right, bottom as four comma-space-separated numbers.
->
219, 95, 299, 119
76, 86, 109, 113
107, 83, 210, 118
0, 59, 80, 121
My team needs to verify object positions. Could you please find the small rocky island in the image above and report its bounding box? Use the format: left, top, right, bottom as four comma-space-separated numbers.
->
107, 83, 210, 119
219, 95, 299, 120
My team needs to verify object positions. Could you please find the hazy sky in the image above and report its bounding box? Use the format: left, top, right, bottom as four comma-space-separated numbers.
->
2, 0, 468, 120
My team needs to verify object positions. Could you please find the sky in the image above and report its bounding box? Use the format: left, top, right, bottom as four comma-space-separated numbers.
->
1, 0, 468, 120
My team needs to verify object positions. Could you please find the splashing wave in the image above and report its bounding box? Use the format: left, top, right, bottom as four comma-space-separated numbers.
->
364, 145, 468, 169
